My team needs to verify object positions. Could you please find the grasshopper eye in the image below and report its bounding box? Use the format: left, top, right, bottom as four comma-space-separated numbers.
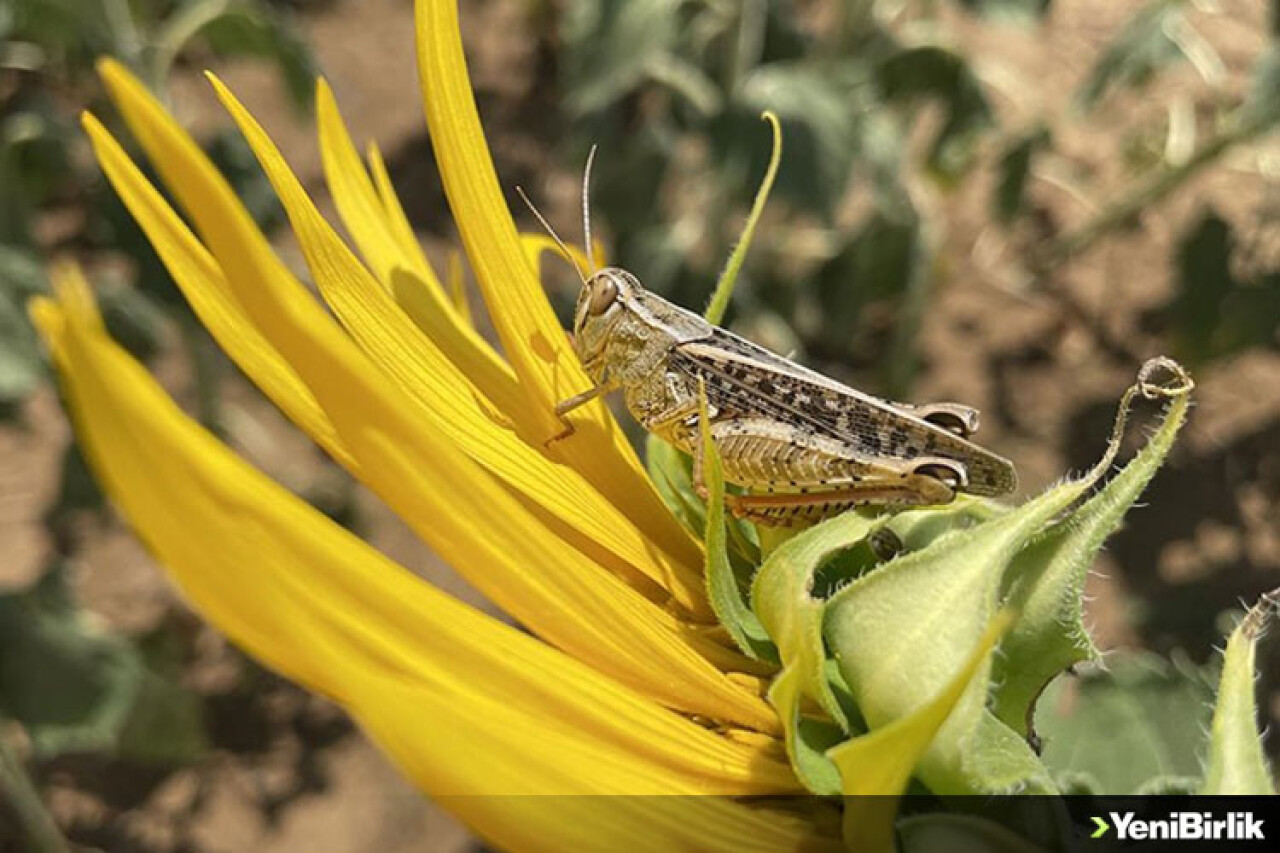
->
587, 276, 619, 316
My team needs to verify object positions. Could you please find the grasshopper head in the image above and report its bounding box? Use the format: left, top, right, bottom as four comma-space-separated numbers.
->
572, 267, 638, 377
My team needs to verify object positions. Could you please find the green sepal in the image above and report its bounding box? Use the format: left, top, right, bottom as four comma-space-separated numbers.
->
992, 379, 1191, 734
1200, 591, 1278, 794
753, 512, 886, 792
832, 613, 1015, 851
646, 433, 705, 536
646, 433, 760, 564
756, 512, 884, 725
823, 358, 1193, 795
823, 483, 1089, 794
1135, 776, 1201, 795
766, 668, 845, 794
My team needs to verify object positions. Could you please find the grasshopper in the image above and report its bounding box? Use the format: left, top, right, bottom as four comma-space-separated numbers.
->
521, 170, 1016, 527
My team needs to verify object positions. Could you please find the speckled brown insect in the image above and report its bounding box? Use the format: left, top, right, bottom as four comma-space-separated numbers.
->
552, 267, 1017, 526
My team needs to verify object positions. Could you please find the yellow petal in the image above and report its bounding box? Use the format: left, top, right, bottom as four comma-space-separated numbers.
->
312, 80, 535, 444
31, 267, 797, 797
520, 232, 599, 282
214, 73, 710, 616
316, 80, 516, 417
315, 78, 427, 290
413, 0, 589, 412
93, 60, 773, 731
352, 671, 840, 850
81, 112, 354, 472
365, 139, 437, 286
414, 0, 702, 566
445, 249, 472, 324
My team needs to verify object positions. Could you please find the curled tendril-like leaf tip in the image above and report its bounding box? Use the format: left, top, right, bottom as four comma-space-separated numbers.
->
1086, 356, 1193, 486
704, 111, 783, 326
1136, 356, 1195, 399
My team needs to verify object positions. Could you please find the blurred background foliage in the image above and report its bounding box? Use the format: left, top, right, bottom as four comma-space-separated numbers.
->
1, 0, 1279, 850
1, 0, 314, 422
556, 0, 1280, 397
2, 0, 323, 847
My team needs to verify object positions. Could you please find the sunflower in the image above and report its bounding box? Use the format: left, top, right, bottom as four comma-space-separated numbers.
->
30, 0, 1217, 850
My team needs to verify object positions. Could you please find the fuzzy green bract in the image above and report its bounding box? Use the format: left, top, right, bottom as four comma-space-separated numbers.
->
696, 385, 777, 662
1202, 593, 1279, 795
649, 354, 1279, 847
817, 358, 1191, 799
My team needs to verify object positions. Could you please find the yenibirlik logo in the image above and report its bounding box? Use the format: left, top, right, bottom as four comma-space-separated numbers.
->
1091, 811, 1265, 842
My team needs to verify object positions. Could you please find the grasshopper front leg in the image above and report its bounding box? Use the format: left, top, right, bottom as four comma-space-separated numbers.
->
547, 382, 615, 445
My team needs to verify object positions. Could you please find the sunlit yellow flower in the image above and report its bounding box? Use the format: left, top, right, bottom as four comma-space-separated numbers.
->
27, 0, 854, 849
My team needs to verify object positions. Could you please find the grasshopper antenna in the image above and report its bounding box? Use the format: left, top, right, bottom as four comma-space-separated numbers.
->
582, 145, 599, 275
516, 185, 587, 286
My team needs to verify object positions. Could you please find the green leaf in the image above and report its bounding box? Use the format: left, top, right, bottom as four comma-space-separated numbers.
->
953, 0, 1052, 21
1200, 591, 1278, 794
47, 440, 107, 524
875, 45, 995, 182
1240, 45, 1280, 128
99, 283, 167, 363
697, 391, 777, 662
205, 127, 288, 234
994, 126, 1051, 225
736, 61, 865, 218
814, 208, 923, 386
1171, 210, 1235, 364
1035, 653, 1213, 794
992, 373, 1191, 735
1, 98, 77, 242
0, 245, 49, 408
1170, 208, 1280, 366
561, 0, 681, 115
1076, 0, 1188, 110
0, 564, 206, 763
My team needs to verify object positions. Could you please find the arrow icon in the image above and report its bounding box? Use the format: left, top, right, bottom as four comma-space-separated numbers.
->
1091, 816, 1110, 838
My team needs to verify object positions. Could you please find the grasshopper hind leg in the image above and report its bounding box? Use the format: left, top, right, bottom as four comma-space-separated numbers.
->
729, 477, 952, 526
686, 417, 959, 527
